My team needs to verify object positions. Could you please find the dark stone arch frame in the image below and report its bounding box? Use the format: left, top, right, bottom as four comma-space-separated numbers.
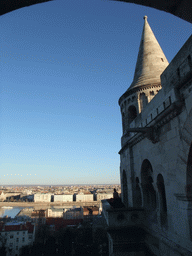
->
122, 169, 128, 207
135, 176, 142, 207
1, 0, 192, 24
157, 173, 168, 227
128, 105, 137, 125
141, 159, 157, 218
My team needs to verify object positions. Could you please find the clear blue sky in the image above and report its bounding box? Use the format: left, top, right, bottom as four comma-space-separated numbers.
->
1, 0, 191, 185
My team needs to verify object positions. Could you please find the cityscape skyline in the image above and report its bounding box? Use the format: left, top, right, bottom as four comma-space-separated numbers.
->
1, 0, 191, 185
0, 183, 120, 186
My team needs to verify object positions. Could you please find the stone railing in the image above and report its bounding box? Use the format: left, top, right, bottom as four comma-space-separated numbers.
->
102, 199, 145, 229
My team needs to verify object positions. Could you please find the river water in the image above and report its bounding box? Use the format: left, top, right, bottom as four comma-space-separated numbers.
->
0, 207, 26, 218
0, 205, 76, 218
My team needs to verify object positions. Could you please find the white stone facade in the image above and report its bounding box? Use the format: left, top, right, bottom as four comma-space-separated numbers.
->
0, 222, 35, 256
97, 193, 113, 201
34, 193, 51, 202
54, 194, 73, 202
118, 17, 192, 256
63, 207, 83, 219
76, 193, 94, 202
46, 208, 64, 218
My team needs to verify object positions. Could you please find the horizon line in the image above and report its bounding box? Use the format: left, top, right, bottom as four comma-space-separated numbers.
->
0, 183, 120, 186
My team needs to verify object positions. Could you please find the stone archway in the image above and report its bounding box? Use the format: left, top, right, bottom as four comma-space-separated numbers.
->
177, 107, 192, 194
176, 107, 192, 240
135, 177, 142, 207
171, 107, 192, 240
128, 105, 137, 125
139, 93, 148, 112
141, 159, 156, 213
1, 0, 192, 24
157, 174, 167, 227
122, 170, 128, 207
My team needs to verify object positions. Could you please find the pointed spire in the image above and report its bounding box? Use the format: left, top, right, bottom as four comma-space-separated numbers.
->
128, 16, 169, 90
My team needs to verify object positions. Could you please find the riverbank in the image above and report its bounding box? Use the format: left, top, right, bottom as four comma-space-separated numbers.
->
0, 201, 100, 209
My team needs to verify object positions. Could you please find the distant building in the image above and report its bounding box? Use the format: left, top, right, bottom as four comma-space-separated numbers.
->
34, 193, 51, 202
54, 194, 73, 202
63, 207, 83, 220
0, 222, 35, 256
0, 191, 6, 201
46, 208, 64, 218
96, 193, 113, 201
26, 194, 34, 201
76, 193, 93, 202
46, 218, 83, 232
31, 209, 46, 225
83, 206, 99, 216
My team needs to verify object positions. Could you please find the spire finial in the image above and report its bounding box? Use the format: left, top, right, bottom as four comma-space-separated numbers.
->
143, 15, 148, 21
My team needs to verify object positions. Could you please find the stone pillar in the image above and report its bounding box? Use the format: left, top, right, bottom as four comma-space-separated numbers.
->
174, 194, 192, 241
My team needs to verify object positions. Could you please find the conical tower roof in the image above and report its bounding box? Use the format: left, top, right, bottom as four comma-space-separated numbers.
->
128, 16, 169, 90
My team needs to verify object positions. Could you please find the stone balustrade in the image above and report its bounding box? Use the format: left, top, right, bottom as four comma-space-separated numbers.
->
102, 199, 145, 229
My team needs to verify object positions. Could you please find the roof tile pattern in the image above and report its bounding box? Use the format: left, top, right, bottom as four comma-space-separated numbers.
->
128, 16, 169, 90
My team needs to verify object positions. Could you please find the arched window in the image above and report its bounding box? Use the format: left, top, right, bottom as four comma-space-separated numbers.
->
122, 170, 128, 207
149, 91, 155, 102
139, 92, 148, 111
141, 160, 156, 211
122, 113, 126, 134
135, 177, 142, 207
132, 96, 136, 102
128, 105, 137, 124
157, 174, 167, 226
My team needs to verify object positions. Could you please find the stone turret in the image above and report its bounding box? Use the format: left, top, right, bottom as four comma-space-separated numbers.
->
119, 16, 169, 134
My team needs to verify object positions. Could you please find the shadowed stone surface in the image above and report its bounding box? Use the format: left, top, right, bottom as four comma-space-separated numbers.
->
0, 0, 192, 24
117, 15, 192, 256
0, 0, 53, 16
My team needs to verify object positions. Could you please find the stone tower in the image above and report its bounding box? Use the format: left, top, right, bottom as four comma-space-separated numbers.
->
119, 16, 169, 135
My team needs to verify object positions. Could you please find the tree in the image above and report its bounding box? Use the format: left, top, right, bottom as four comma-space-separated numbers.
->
0, 235, 7, 256
93, 228, 107, 245
56, 227, 66, 255
35, 224, 50, 244
56, 227, 74, 255
93, 228, 108, 255
20, 245, 30, 256
30, 243, 44, 256
44, 236, 56, 256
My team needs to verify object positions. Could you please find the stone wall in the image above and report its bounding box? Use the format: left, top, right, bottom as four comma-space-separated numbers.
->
119, 34, 192, 256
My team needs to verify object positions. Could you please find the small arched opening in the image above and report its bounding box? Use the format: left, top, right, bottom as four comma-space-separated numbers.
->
135, 177, 142, 207
128, 105, 137, 125
122, 170, 128, 207
157, 174, 167, 227
139, 92, 148, 112
122, 112, 126, 134
141, 160, 156, 212
149, 91, 155, 102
